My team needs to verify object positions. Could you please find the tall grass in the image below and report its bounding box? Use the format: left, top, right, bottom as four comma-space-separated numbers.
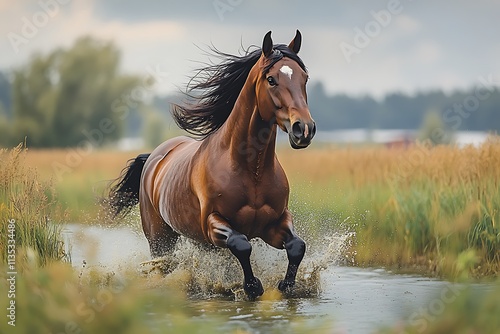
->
281, 139, 500, 278
0, 254, 225, 334
0, 144, 68, 265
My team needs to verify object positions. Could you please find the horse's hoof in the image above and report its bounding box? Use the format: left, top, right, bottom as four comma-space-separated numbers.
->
244, 277, 264, 299
278, 279, 295, 293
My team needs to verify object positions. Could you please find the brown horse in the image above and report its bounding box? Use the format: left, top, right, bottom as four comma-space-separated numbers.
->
109, 30, 316, 299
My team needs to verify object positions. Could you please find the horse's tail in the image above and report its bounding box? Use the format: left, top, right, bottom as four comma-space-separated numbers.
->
108, 153, 150, 217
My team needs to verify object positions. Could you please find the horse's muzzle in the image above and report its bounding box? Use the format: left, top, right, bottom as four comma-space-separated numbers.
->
289, 120, 316, 149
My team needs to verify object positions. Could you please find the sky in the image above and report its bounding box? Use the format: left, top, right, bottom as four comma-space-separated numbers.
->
1, 0, 500, 99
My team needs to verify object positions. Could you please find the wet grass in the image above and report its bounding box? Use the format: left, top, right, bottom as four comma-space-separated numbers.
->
0, 254, 223, 334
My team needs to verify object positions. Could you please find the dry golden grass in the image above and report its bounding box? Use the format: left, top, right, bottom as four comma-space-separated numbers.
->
23, 149, 143, 222
280, 138, 500, 278
279, 139, 500, 189
24, 149, 142, 180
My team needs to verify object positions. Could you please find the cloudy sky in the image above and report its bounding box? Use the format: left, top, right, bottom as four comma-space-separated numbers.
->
1, 0, 499, 98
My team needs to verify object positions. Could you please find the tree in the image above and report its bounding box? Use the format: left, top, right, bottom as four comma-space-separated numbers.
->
0, 72, 11, 116
418, 109, 453, 145
8, 36, 141, 147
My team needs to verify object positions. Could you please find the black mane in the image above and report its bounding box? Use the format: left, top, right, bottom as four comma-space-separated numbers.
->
171, 44, 306, 139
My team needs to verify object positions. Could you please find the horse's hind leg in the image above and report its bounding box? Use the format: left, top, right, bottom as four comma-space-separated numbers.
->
207, 212, 264, 299
140, 197, 179, 258
148, 222, 179, 258
262, 209, 306, 293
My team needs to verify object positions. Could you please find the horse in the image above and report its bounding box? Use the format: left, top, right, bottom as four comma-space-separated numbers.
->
108, 30, 316, 299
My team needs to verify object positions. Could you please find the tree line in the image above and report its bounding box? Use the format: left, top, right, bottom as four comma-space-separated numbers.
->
0, 36, 499, 148
307, 82, 500, 132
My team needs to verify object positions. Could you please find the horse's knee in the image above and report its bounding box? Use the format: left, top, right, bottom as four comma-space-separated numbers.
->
285, 237, 306, 265
149, 240, 166, 258
227, 233, 252, 259
148, 233, 179, 258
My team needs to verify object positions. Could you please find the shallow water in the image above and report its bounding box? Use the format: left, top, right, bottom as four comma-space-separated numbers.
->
62, 224, 470, 333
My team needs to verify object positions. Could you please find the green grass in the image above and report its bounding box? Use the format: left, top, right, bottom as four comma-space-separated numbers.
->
0, 256, 224, 334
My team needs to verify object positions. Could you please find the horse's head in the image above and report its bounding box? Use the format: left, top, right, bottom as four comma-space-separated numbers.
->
255, 30, 316, 149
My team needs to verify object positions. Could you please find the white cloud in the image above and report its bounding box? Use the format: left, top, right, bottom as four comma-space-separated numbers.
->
413, 40, 443, 65
394, 15, 422, 34
1, 1, 499, 98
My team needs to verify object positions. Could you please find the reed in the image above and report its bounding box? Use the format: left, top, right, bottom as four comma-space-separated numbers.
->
0, 144, 68, 266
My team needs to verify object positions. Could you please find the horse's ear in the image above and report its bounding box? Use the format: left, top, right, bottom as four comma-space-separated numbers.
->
262, 31, 273, 58
288, 30, 302, 54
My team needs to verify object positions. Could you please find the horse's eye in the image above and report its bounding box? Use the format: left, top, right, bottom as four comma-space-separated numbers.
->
267, 76, 277, 86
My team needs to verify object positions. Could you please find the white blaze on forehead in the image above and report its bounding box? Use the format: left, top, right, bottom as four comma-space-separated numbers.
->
280, 65, 293, 79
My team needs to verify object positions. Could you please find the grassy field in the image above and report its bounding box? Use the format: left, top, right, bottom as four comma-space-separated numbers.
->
17, 139, 500, 279
2, 141, 500, 333
281, 140, 500, 279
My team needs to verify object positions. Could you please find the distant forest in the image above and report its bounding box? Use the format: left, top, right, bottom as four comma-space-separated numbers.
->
307, 82, 500, 132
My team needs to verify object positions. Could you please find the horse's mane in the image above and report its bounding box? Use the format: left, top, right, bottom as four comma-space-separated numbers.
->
171, 44, 306, 139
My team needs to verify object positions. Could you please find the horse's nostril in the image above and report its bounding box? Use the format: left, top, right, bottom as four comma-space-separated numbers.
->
311, 122, 317, 137
292, 122, 303, 138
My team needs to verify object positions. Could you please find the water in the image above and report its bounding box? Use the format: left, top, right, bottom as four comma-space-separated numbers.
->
62, 224, 463, 333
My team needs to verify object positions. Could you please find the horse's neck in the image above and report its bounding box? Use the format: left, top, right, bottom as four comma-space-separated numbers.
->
217, 80, 277, 173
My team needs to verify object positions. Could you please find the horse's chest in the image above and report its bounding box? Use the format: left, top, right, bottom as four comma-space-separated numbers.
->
233, 204, 280, 235
215, 181, 288, 236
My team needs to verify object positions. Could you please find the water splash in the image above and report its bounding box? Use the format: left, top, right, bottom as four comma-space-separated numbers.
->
140, 229, 355, 300
64, 217, 355, 301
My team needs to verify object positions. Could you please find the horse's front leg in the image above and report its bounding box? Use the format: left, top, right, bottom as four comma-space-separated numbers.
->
207, 212, 264, 299
278, 232, 306, 292
262, 209, 306, 293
